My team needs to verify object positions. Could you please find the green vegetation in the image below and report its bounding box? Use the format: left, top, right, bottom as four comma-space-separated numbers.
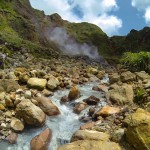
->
120, 51, 150, 73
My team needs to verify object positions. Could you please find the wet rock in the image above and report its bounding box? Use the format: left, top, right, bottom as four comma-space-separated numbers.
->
47, 75, 60, 90
10, 118, 24, 132
60, 95, 68, 103
71, 130, 110, 142
83, 95, 100, 105
6, 132, 18, 144
80, 121, 96, 130
120, 71, 136, 82
95, 106, 120, 118
73, 102, 88, 114
30, 128, 52, 150
27, 78, 47, 90
92, 84, 108, 92
88, 107, 95, 116
107, 84, 134, 105
0, 79, 20, 93
68, 86, 80, 100
58, 140, 121, 150
16, 99, 46, 126
35, 96, 60, 116
124, 108, 150, 150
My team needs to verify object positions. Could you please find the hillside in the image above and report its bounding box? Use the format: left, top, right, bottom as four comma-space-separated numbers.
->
0, 0, 150, 59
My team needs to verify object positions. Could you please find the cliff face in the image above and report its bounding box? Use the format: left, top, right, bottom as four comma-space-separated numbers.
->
0, 0, 149, 58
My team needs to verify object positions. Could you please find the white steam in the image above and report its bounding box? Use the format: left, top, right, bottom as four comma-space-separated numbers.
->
48, 27, 100, 59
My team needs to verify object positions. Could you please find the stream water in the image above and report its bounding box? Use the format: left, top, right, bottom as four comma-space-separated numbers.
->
1, 76, 109, 150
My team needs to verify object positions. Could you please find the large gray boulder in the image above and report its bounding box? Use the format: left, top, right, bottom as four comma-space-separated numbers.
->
16, 99, 46, 126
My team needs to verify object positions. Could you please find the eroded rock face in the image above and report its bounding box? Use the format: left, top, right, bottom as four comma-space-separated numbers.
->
107, 84, 134, 105
16, 99, 46, 126
68, 86, 80, 100
30, 128, 52, 150
35, 96, 60, 116
71, 130, 110, 142
57, 140, 121, 150
27, 78, 47, 90
124, 108, 150, 150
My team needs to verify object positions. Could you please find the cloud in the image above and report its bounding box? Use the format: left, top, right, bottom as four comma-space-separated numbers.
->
30, 0, 122, 36
145, 7, 150, 23
131, 0, 150, 24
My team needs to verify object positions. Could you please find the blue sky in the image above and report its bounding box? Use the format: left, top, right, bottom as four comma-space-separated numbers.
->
29, 0, 150, 36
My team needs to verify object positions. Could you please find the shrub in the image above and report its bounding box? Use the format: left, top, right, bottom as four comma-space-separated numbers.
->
120, 51, 150, 73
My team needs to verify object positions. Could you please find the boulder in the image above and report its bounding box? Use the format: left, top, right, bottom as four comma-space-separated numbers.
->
124, 108, 150, 150
95, 106, 120, 118
27, 78, 47, 90
109, 73, 120, 84
68, 86, 80, 100
120, 71, 136, 82
35, 96, 60, 116
16, 99, 46, 126
0, 79, 20, 93
47, 75, 60, 90
30, 128, 52, 150
6, 132, 18, 144
57, 140, 121, 150
73, 102, 88, 114
83, 95, 100, 105
107, 84, 134, 104
71, 130, 110, 142
135, 71, 150, 81
10, 117, 24, 132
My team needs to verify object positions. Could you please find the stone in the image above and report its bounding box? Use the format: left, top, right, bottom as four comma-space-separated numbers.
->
6, 132, 18, 144
30, 128, 52, 150
0, 79, 20, 93
10, 118, 24, 132
35, 96, 60, 116
97, 70, 105, 79
86, 67, 98, 75
80, 121, 96, 130
60, 95, 68, 103
71, 130, 110, 142
92, 84, 108, 92
47, 75, 60, 90
73, 102, 88, 114
112, 128, 125, 142
27, 78, 47, 90
135, 71, 150, 81
5, 95, 14, 107
124, 108, 150, 150
42, 89, 53, 97
83, 95, 100, 105
95, 106, 120, 118
16, 99, 46, 126
58, 140, 121, 150
120, 71, 136, 82
68, 86, 80, 100
0, 103, 5, 110
24, 90, 32, 99
107, 84, 134, 105
109, 73, 120, 84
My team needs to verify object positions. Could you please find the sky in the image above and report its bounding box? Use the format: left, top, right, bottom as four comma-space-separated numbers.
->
29, 0, 150, 36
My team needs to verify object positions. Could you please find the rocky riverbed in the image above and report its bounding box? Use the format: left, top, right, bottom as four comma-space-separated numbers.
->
0, 51, 150, 150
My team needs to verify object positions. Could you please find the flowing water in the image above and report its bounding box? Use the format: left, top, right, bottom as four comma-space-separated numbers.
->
0, 76, 109, 150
